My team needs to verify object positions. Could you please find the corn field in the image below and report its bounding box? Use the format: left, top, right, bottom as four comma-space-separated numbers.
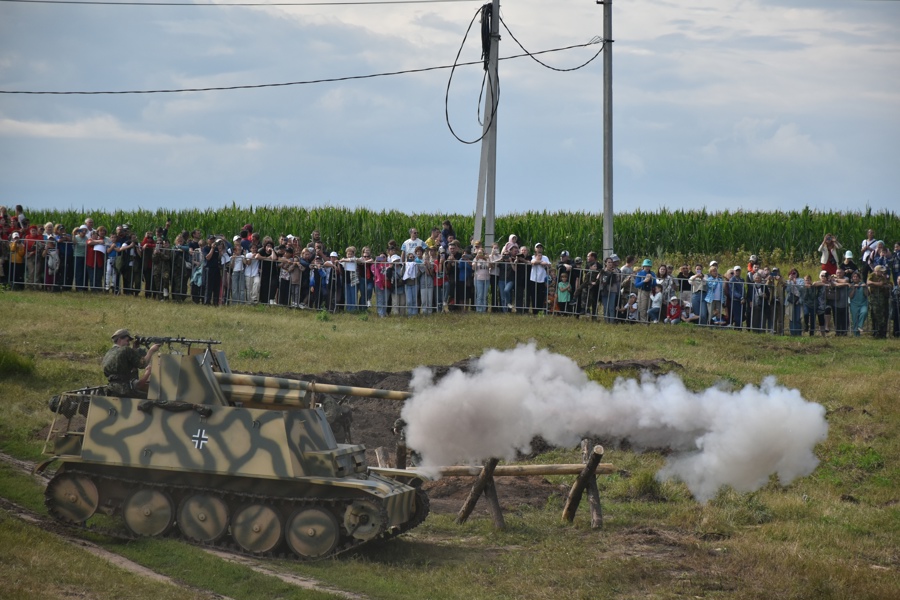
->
30, 205, 899, 261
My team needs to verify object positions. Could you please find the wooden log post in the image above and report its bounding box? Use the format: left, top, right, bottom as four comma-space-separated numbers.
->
581, 439, 604, 529
483, 475, 506, 530
562, 444, 605, 525
374, 447, 390, 468
456, 458, 500, 525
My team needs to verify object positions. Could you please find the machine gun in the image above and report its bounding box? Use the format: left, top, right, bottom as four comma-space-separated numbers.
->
134, 336, 221, 352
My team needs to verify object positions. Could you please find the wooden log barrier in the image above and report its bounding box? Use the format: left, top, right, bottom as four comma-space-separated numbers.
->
438, 463, 615, 477
456, 458, 500, 525
562, 444, 605, 525
483, 474, 506, 530
582, 439, 603, 529
374, 446, 390, 468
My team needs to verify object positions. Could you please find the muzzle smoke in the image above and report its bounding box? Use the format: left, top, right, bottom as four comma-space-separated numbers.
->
401, 343, 828, 502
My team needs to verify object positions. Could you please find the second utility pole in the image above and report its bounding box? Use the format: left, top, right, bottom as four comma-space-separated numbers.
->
601, 0, 614, 259
473, 0, 500, 249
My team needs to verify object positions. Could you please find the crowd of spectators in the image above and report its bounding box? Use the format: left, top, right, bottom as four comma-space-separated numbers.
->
2, 207, 899, 339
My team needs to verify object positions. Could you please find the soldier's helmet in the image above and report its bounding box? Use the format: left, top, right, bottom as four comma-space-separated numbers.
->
111, 329, 133, 342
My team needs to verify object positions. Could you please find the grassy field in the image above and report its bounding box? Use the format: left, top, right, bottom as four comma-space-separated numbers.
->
0, 289, 897, 599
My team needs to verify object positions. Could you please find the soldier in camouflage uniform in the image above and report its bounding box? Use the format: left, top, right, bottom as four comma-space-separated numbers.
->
101, 329, 161, 398
321, 395, 353, 443
866, 265, 891, 339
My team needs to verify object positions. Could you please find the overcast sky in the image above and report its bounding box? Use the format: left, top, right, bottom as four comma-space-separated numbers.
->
1, 0, 898, 216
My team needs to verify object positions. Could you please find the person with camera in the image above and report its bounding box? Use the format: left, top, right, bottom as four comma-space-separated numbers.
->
860, 229, 878, 283
204, 235, 225, 306
830, 268, 851, 336
784, 268, 804, 336
600, 256, 621, 323
818, 233, 842, 276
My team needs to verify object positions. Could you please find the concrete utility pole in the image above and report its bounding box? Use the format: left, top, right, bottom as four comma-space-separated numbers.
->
473, 0, 500, 249
600, 0, 614, 259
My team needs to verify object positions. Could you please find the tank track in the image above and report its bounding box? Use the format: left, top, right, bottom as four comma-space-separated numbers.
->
45, 468, 429, 562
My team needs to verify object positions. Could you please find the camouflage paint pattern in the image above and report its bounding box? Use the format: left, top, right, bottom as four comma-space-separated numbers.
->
43, 348, 423, 548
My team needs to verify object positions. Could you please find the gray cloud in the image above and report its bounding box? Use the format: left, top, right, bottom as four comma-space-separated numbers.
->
0, 1, 897, 214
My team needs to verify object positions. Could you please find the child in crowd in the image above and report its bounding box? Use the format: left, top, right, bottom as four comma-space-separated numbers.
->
648, 283, 663, 323
664, 296, 682, 324
710, 303, 726, 326
556, 271, 572, 315
618, 292, 639, 323
682, 301, 701, 323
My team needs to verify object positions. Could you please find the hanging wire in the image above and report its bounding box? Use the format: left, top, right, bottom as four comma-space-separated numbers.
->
500, 15, 605, 72
444, 3, 499, 145
0, 41, 601, 96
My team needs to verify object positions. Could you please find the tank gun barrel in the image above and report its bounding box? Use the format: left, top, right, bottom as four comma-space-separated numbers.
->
214, 372, 410, 408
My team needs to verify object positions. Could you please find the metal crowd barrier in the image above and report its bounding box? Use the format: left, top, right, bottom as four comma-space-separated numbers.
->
2, 239, 898, 337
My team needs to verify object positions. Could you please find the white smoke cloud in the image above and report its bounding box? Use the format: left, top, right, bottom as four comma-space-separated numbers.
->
401, 343, 828, 502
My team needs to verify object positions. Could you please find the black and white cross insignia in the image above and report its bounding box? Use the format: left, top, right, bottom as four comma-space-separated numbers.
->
191, 429, 209, 450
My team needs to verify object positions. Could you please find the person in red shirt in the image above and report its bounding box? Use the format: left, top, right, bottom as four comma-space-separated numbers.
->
746, 254, 760, 277
665, 296, 683, 324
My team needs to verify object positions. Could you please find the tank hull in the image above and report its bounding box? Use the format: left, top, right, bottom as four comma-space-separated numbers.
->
45, 461, 426, 557
43, 365, 428, 559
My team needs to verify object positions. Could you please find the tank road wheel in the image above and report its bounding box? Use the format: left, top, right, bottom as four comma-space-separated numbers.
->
123, 489, 175, 537
178, 494, 229, 543
343, 500, 385, 542
46, 472, 99, 523
231, 504, 283, 554
285, 508, 340, 559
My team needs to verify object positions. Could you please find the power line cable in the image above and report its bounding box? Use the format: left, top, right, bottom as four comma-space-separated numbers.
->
0, 40, 602, 95
0, 0, 476, 6
500, 15, 604, 72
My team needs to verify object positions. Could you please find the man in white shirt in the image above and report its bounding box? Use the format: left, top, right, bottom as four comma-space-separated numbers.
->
861, 229, 878, 281
401, 228, 427, 257
529, 242, 552, 314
